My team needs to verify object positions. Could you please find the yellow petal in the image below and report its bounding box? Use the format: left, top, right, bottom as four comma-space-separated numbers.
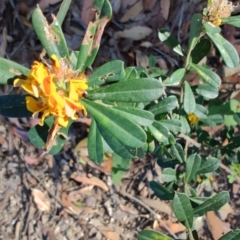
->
57, 116, 69, 128
31, 62, 49, 83
25, 96, 43, 113
39, 109, 51, 126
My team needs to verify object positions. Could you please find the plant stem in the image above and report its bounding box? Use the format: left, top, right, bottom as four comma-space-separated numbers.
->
188, 229, 195, 240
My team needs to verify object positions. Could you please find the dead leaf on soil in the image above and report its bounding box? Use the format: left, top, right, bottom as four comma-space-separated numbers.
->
159, 220, 186, 234
143, 0, 157, 11
206, 211, 231, 240
70, 172, 109, 192
24, 155, 40, 165
81, 0, 95, 26
115, 26, 152, 41
32, 188, 51, 212
61, 192, 83, 215
97, 226, 120, 240
160, 0, 171, 21
120, 0, 143, 22
39, 0, 62, 9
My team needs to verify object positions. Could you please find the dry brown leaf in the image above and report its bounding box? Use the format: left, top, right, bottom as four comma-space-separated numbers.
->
24, 155, 40, 165
0, 27, 7, 57
160, 220, 186, 233
97, 226, 120, 240
74, 138, 89, 157
61, 192, 83, 215
120, 204, 138, 215
115, 26, 152, 41
143, 0, 157, 11
136, 50, 149, 68
39, 0, 62, 9
81, 0, 95, 25
120, 0, 143, 22
70, 172, 109, 192
121, 0, 138, 10
32, 188, 51, 212
160, 0, 170, 21
206, 211, 231, 240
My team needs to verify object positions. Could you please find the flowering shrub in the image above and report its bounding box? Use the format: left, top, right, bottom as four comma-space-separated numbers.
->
0, 0, 240, 239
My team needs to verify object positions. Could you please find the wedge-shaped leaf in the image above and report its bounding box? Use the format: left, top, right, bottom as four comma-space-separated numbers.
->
219, 230, 240, 240
148, 121, 169, 143
97, 122, 135, 159
191, 63, 221, 88
189, 14, 203, 53
0, 58, 30, 84
112, 154, 131, 186
50, 16, 70, 60
163, 68, 185, 86
191, 39, 211, 64
206, 30, 239, 68
119, 67, 138, 81
196, 84, 219, 99
76, 0, 112, 72
185, 154, 201, 183
88, 119, 104, 163
158, 119, 182, 133
113, 106, 154, 126
149, 96, 179, 115
204, 22, 221, 34
157, 157, 179, 168
180, 116, 191, 134
171, 143, 184, 163
194, 104, 208, 119
150, 181, 174, 200
158, 29, 184, 56
221, 16, 240, 28
162, 168, 177, 182
28, 117, 71, 155
138, 230, 174, 240
193, 191, 229, 216
87, 78, 163, 102
0, 95, 32, 118
81, 99, 146, 148
56, 0, 72, 26
32, 6, 61, 59
88, 60, 125, 86
173, 192, 193, 228
197, 157, 219, 174
184, 81, 196, 114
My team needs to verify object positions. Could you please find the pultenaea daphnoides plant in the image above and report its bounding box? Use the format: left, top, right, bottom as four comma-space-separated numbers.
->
0, 0, 240, 239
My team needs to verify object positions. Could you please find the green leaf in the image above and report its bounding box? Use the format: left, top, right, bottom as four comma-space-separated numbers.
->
149, 96, 179, 115
196, 84, 219, 99
0, 58, 30, 84
148, 55, 156, 68
158, 119, 182, 133
28, 117, 71, 155
193, 191, 230, 216
88, 60, 125, 86
76, 0, 112, 72
180, 116, 191, 134
219, 230, 240, 240
158, 29, 184, 56
120, 67, 138, 81
32, 6, 61, 59
189, 14, 203, 54
197, 157, 219, 174
148, 121, 169, 143
191, 63, 221, 88
163, 68, 185, 86
194, 104, 208, 119
88, 119, 104, 163
185, 154, 201, 183
184, 81, 196, 114
157, 157, 179, 168
149, 181, 174, 200
234, 113, 240, 125
190, 196, 210, 205
206, 29, 239, 68
112, 153, 131, 186
56, 0, 72, 26
0, 95, 32, 118
162, 168, 177, 182
170, 143, 185, 163
113, 106, 154, 126
173, 192, 193, 228
137, 230, 174, 240
81, 99, 146, 148
191, 39, 211, 64
87, 78, 164, 103
204, 22, 221, 34
221, 16, 240, 28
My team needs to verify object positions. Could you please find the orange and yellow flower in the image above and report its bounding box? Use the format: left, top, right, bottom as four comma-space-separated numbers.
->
14, 55, 88, 128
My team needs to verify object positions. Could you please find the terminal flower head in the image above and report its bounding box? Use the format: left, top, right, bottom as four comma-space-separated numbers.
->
203, 0, 235, 26
14, 55, 88, 128
187, 113, 199, 126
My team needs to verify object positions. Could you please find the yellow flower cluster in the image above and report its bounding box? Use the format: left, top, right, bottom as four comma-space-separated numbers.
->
204, 0, 235, 26
187, 113, 199, 126
14, 55, 88, 128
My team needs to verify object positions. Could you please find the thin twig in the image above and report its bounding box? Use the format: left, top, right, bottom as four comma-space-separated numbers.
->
121, 191, 178, 239
179, 133, 201, 148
